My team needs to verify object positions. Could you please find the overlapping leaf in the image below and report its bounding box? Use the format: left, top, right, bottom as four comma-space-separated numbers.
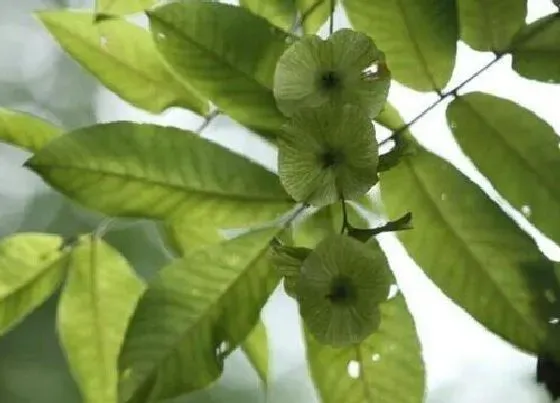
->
0, 234, 66, 336
342, 0, 457, 91
447, 92, 560, 245
0, 109, 61, 152
305, 295, 425, 403
456, 0, 526, 52
296, 202, 425, 402
295, 0, 331, 34
511, 14, 560, 84
240, 0, 297, 31
26, 122, 293, 229
96, 0, 156, 16
381, 134, 554, 355
118, 228, 280, 401
148, 2, 289, 138
241, 320, 270, 385
38, 11, 209, 115
58, 236, 144, 403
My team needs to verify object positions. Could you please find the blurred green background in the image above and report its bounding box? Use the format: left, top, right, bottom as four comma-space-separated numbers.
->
1, 1, 558, 403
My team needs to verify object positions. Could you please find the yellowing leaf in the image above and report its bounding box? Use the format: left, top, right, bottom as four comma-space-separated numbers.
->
343, 0, 457, 91
38, 11, 209, 115
96, 0, 156, 15
447, 92, 560, 245
58, 236, 144, 403
147, 2, 289, 138
26, 122, 293, 229
0, 109, 61, 152
0, 234, 66, 335
119, 228, 281, 401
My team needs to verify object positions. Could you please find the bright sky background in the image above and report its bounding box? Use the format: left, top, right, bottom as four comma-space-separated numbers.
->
1, 0, 560, 402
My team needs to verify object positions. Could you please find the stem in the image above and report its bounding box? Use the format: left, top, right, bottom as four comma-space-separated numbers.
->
196, 109, 220, 134
381, 11, 559, 145
340, 198, 349, 234
282, 203, 309, 230
292, 0, 326, 33
380, 55, 499, 146
329, 0, 335, 35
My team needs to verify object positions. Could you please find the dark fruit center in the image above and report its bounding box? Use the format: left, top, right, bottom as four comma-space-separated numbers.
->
320, 70, 341, 90
326, 276, 356, 305
321, 149, 343, 168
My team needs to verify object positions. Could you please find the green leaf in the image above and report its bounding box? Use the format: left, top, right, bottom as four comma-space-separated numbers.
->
58, 236, 144, 403
26, 122, 293, 228
0, 109, 61, 152
348, 212, 413, 242
342, 0, 457, 91
511, 14, 560, 84
96, 0, 155, 15
381, 135, 554, 355
296, 0, 331, 34
147, 2, 289, 138
118, 228, 281, 401
305, 295, 425, 403
456, 0, 526, 52
38, 11, 209, 115
297, 235, 391, 346
278, 104, 378, 206
0, 234, 66, 336
162, 222, 225, 257
447, 92, 560, 245
240, 0, 297, 31
273, 29, 390, 118
241, 320, 270, 385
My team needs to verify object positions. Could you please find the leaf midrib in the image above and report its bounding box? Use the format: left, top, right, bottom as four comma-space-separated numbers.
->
0, 255, 64, 300
86, 239, 110, 399
459, 98, 560, 203
394, 0, 439, 91
43, 16, 183, 100
148, 8, 278, 92
29, 162, 293, 203
131, 236, 276, 394
403, 153, 538, 337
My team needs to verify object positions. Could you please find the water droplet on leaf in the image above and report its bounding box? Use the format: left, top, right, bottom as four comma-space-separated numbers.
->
371, 353, 381, 362
387, 284, 399, 299
521, 205, 531, 217
347, 360, 361, 378
549, 317, 559, 325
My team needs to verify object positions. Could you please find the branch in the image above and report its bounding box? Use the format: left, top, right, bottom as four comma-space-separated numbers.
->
381, 11, 559, 145
195, 109, 220, 134
291, 0, 326, 34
